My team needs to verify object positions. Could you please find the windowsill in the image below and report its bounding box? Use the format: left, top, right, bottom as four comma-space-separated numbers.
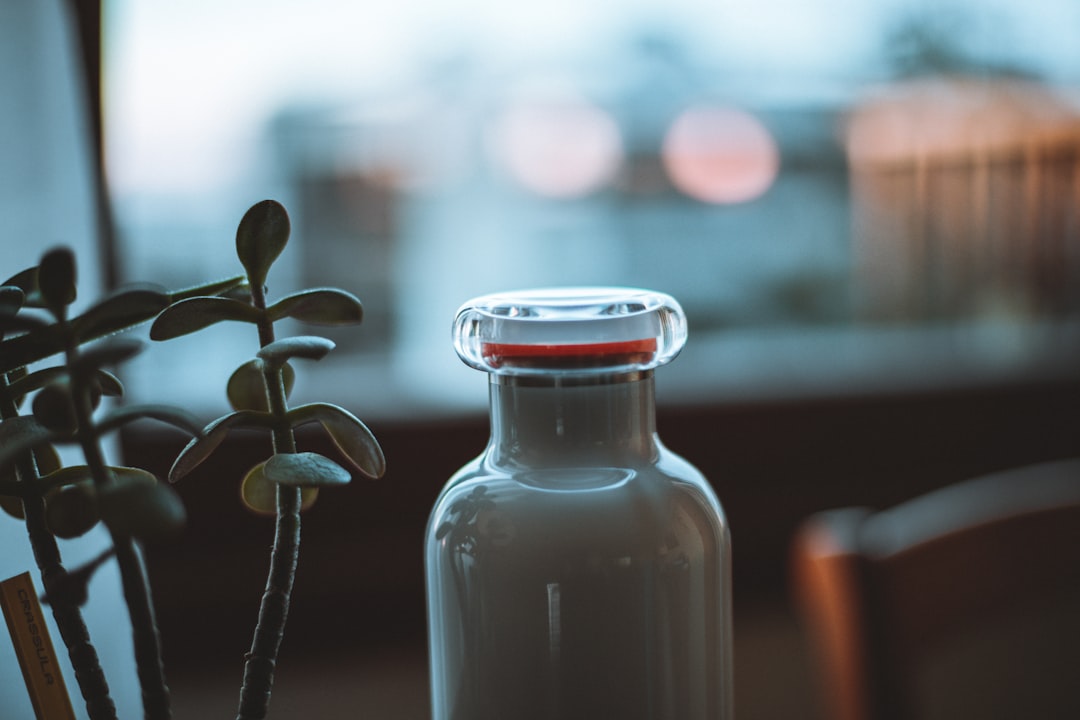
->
122, 318, 1080, 424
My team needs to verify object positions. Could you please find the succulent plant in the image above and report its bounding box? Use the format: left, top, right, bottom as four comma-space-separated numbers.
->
0, 249, 243, 720
151, 199, 386, 720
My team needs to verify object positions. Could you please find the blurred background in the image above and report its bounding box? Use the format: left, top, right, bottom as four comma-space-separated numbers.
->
2, 0, 1080, 718
102, 0, 1080, 414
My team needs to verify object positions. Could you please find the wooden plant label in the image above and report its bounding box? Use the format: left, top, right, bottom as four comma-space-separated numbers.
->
1, 572, 75, 720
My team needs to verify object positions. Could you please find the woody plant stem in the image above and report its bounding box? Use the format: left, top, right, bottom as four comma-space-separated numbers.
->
61, 327, 171, 719
1, 375, 117, 720
235, 281, 301, 720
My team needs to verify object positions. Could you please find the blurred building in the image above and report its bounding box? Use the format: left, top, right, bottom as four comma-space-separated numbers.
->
266, 34, 854, 374
847, 75, 1080, 323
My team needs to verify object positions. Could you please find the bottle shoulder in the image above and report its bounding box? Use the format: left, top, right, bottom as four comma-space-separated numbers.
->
428, 446, 726, 534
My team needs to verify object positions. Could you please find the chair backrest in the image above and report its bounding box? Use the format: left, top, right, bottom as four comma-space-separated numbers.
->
790, 458, 1080, 720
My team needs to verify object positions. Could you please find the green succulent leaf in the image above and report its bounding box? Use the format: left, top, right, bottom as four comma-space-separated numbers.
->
70, 337, 143, 379
0, 313, 49, 335
169, 410, 275, 482
240, 460, 318, 515
227, 359, 294, 412
37, 248, 77, 315
0, 306, 48, 336
0, 285, 24, 309
0, 286, 26, 341
36, 465, 94, 494
286, 402, 385, 479
0, 285, 24, 310
2, 366, 29, 399
267, 289, 364, 326
94, 370, 124, 397
0, 460, 23, 517
3, 366, 66, 399
2, 278, 247, 370
257, 336, 335, 371
6, 368, 120, 416
1, 270, 36, 299
31, 382, 77, 434
33, 445, 62, 476
40, 548, 115, 608
45, 482, 99, 539
263, 451, 351, 487
94, 403, 205, 438
70, 285, 170, 343
98, 469, 185, 540
0, 433, 61, 510
0, 323, 67, 374
167, 275, 247, 303
221, 283, 254, 302
0, 417, 57, 472
149, 296, 262, 341
0, 493, 24, 520
236, 200, 290, 288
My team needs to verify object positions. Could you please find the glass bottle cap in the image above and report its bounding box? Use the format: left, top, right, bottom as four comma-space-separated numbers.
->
453, 287, 687, 375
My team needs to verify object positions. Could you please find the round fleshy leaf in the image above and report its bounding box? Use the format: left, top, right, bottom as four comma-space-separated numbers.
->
32, 382, 77, 434
0, 416, 57, 471
227, 359, 294, 412
0, 492, 24, 520
287, 402, 385, 479
37, 465, 94, 494
2, 266, 37, 293
40, 548, 115, 608
71, 337, 143, 380
267, 289, 364, 326
256, 336, 334, 371
0, 285, 25, 312
0, 285, 28, 341
32, 445, 62, 476
0, 323, 67, 375
4, 366, 66, 400
0, 461, 24, 519
149, 296, 262, 341
98, 470, 185, 540
221, 283, 254, 302
71, 285, 170, 343
169, 410, 275, 482
236, 200, 290, 288
263, 452, 351, 487
4, 366, 29, 406
240, 461, 317, 515
94, 404, 204, 438
93, 370, 124, 398
167, 274, 246, 304
37, 248, 77, 314
45, 483, 99, 539
0, 311, 50, 338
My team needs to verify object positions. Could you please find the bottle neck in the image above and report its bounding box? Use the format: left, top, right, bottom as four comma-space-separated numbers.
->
485, 370, 659, 469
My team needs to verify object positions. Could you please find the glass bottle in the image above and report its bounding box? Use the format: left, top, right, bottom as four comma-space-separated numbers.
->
425, 287, 733, 720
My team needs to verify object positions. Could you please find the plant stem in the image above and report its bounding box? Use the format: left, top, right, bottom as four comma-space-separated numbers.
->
63, 336, 171, 719
235, 461, 300, 720
235, 286, 301, 720
1, 376, 117, 720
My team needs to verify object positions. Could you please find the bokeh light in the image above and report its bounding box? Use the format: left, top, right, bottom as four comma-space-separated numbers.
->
491, 95, 623, 198
662, 105, 780, 204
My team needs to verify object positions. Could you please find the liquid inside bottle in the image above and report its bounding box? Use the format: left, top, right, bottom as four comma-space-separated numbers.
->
426, 288, 733, 720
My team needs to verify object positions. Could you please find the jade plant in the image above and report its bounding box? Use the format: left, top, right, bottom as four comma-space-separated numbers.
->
150, 199, 386, 720
0, 249, 242, 720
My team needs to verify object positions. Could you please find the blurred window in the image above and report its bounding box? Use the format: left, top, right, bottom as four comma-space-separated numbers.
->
104, 0, 1080, 418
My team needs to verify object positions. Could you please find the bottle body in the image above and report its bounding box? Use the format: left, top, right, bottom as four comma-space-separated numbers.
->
425, 375, 733, 720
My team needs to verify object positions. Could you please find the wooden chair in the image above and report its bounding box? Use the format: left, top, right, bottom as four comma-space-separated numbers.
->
790, 458, 1080, 720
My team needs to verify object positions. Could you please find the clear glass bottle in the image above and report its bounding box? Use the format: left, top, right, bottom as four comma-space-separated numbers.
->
426, 287, 733, 720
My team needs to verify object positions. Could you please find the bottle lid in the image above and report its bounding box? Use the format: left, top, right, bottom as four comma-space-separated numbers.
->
453, 287, 687, 375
